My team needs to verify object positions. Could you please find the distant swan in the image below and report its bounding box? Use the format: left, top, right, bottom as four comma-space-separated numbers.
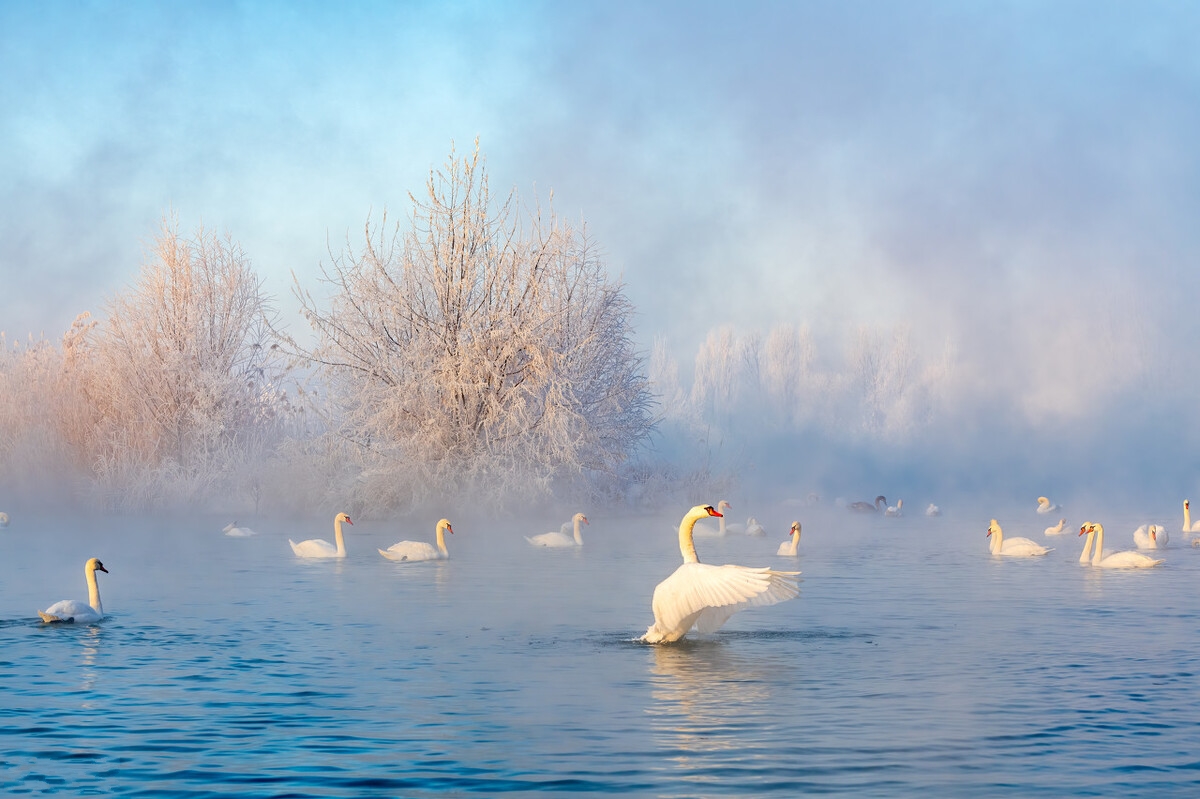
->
380, 518, 453, 562
885, 499, 904, 517
743, 517, 766, 537
38, 558, 108, 624
693, 500, 732, 537
1043, 518, 1066, 536
925, 504, 941, 517
1133, 524, 1168, 550
1080, 523, 1164, 568
777, 521, 801, 556
641, 504, 800, 643
1036, 496, 1060, 515
223, 521, 256, 537
849, 496, 887, 513
0, 511, 8, 528
289, 512, 353, 558
1183, 500, 1200, 535
526, 512, 589, 547
987, 519, 1052, 557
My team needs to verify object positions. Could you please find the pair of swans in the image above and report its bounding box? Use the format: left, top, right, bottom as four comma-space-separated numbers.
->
1079, 523, 1164, 568
987, 520, 1053, 557
641, 504, 800, 643
379, 519, 453, 562
526, 513, 589, 547
1037, 497, 1061, 515
1133, 524, 1168, 550
38, 558, 107, 623
776, 521, 801, 556
223, 521, 256, 537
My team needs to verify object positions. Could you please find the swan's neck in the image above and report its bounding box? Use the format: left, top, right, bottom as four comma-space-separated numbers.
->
436, 524, 448, 556
573, 517, 584, 545
718, 515, 726, 535
990, 525, 1003, 553
679, 514, 702, 564
334, 518, 346, 556
1079, 530, 1095, 563
86, 566, 103, 615
1186, 504, 1193, 530
786, 531, 800, 555
1091, 525, 1105, 565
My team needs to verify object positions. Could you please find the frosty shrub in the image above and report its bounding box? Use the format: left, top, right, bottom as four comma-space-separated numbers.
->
287, 142, 654, 511
78, 220, 291, 510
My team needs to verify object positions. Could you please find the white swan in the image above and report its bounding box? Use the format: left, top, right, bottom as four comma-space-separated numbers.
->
777, 521, 801, 556
925, 503, 941, 517
885, 499, 904, 517
38, 558, 108, 624
693, 500, 733, 537
1036, 496, 1060, 514
223, 521, 256, 537
380, 518, 453, 562
1043, 518, 1066, 536
987, 519, 1052, 557
744, 517, 766, 537
0, 511, 8, 528
289, 512, 353, 558
1183, 500, 1200, 535
641, 504, 800, 643
848, 496, 887, 513
526, 512, 589, 547
1081, 523, 1164, 568
1133, 524, 1168, 550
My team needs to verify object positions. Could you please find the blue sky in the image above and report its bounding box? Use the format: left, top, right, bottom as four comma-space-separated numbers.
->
3, 1, 1200, 444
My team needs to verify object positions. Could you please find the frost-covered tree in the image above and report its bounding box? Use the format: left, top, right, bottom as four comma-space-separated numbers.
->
79, 219, 289, 509
288, 142, 654, 509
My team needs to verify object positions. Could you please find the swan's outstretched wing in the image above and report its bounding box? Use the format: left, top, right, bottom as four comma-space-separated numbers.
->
645, 563, 800, 642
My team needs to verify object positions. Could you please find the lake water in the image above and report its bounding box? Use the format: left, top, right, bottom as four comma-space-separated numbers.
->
3, 501, 1200, 797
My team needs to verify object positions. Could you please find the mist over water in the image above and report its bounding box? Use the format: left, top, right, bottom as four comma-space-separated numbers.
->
4, 500, 1200, 796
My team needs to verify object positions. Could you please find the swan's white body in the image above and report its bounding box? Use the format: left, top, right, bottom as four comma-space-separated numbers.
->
1133, 524, 1168, 550
1183, 500, 1200, 535
223, 522, 256, 537
1043, 519, 1066, 536
526, 513, 589, 547
380, 518, 453, 562
987, 519, 1052, 557
289, 512, 353, 558
641, 504, 800, 643
925, 504, 941, 517
885, 499, 904, 517
0, 511, 8, 528
1036, 496, 1060, 515
38, 558, 107, 623
693, 500, 732, 537
1081, 523, 1163, 568
777, 522, 801, 556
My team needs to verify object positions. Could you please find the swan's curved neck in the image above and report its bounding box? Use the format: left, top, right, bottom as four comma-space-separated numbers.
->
786, 529, 800, 555
679, 512, 704, 564
990, 524, 1003, 553
334, 518, 346, 557
436, 523, 448, 556
573, 517, 584, 545
718, 515, 726, 534
1079, 529, 1095, 563
1186, 503, 1193, 530
1091, 524, 1105, 565
86, 565, 103, 615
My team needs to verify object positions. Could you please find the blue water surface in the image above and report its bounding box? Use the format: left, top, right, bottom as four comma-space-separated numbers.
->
3, 502, 1199, 797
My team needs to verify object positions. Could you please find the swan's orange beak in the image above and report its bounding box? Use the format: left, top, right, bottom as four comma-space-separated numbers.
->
986, 529, 992, 537
1078, 525, 1088, 536
707, 507, 723, 518
446, 524, 453, 534
97, 563, 108, 573
345, 517, 354, 525
581, 516, 590, 525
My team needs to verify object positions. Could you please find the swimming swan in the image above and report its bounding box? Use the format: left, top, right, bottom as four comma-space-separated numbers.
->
1036, 496, 1060, 515
849, 496, 887, 513
987, 519, 1052, 557
743, 517, 766, 537
289, 512, 353, 558
380, 518, 453, 562
693, 500, 733, 537
1133, 524, 1168, 550
885, 499, 904, 517
925, 504, 941, 517
0, 511, 8, 528
1183, 500, 1200, 535
223, 522, 256, 537
38, 558, 108, 624
1080, 523, 1164, 568
526, 513, 589, 547
641, 504, 800, 643
777, 521, 802, 556
1044, 519, 1066, 536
